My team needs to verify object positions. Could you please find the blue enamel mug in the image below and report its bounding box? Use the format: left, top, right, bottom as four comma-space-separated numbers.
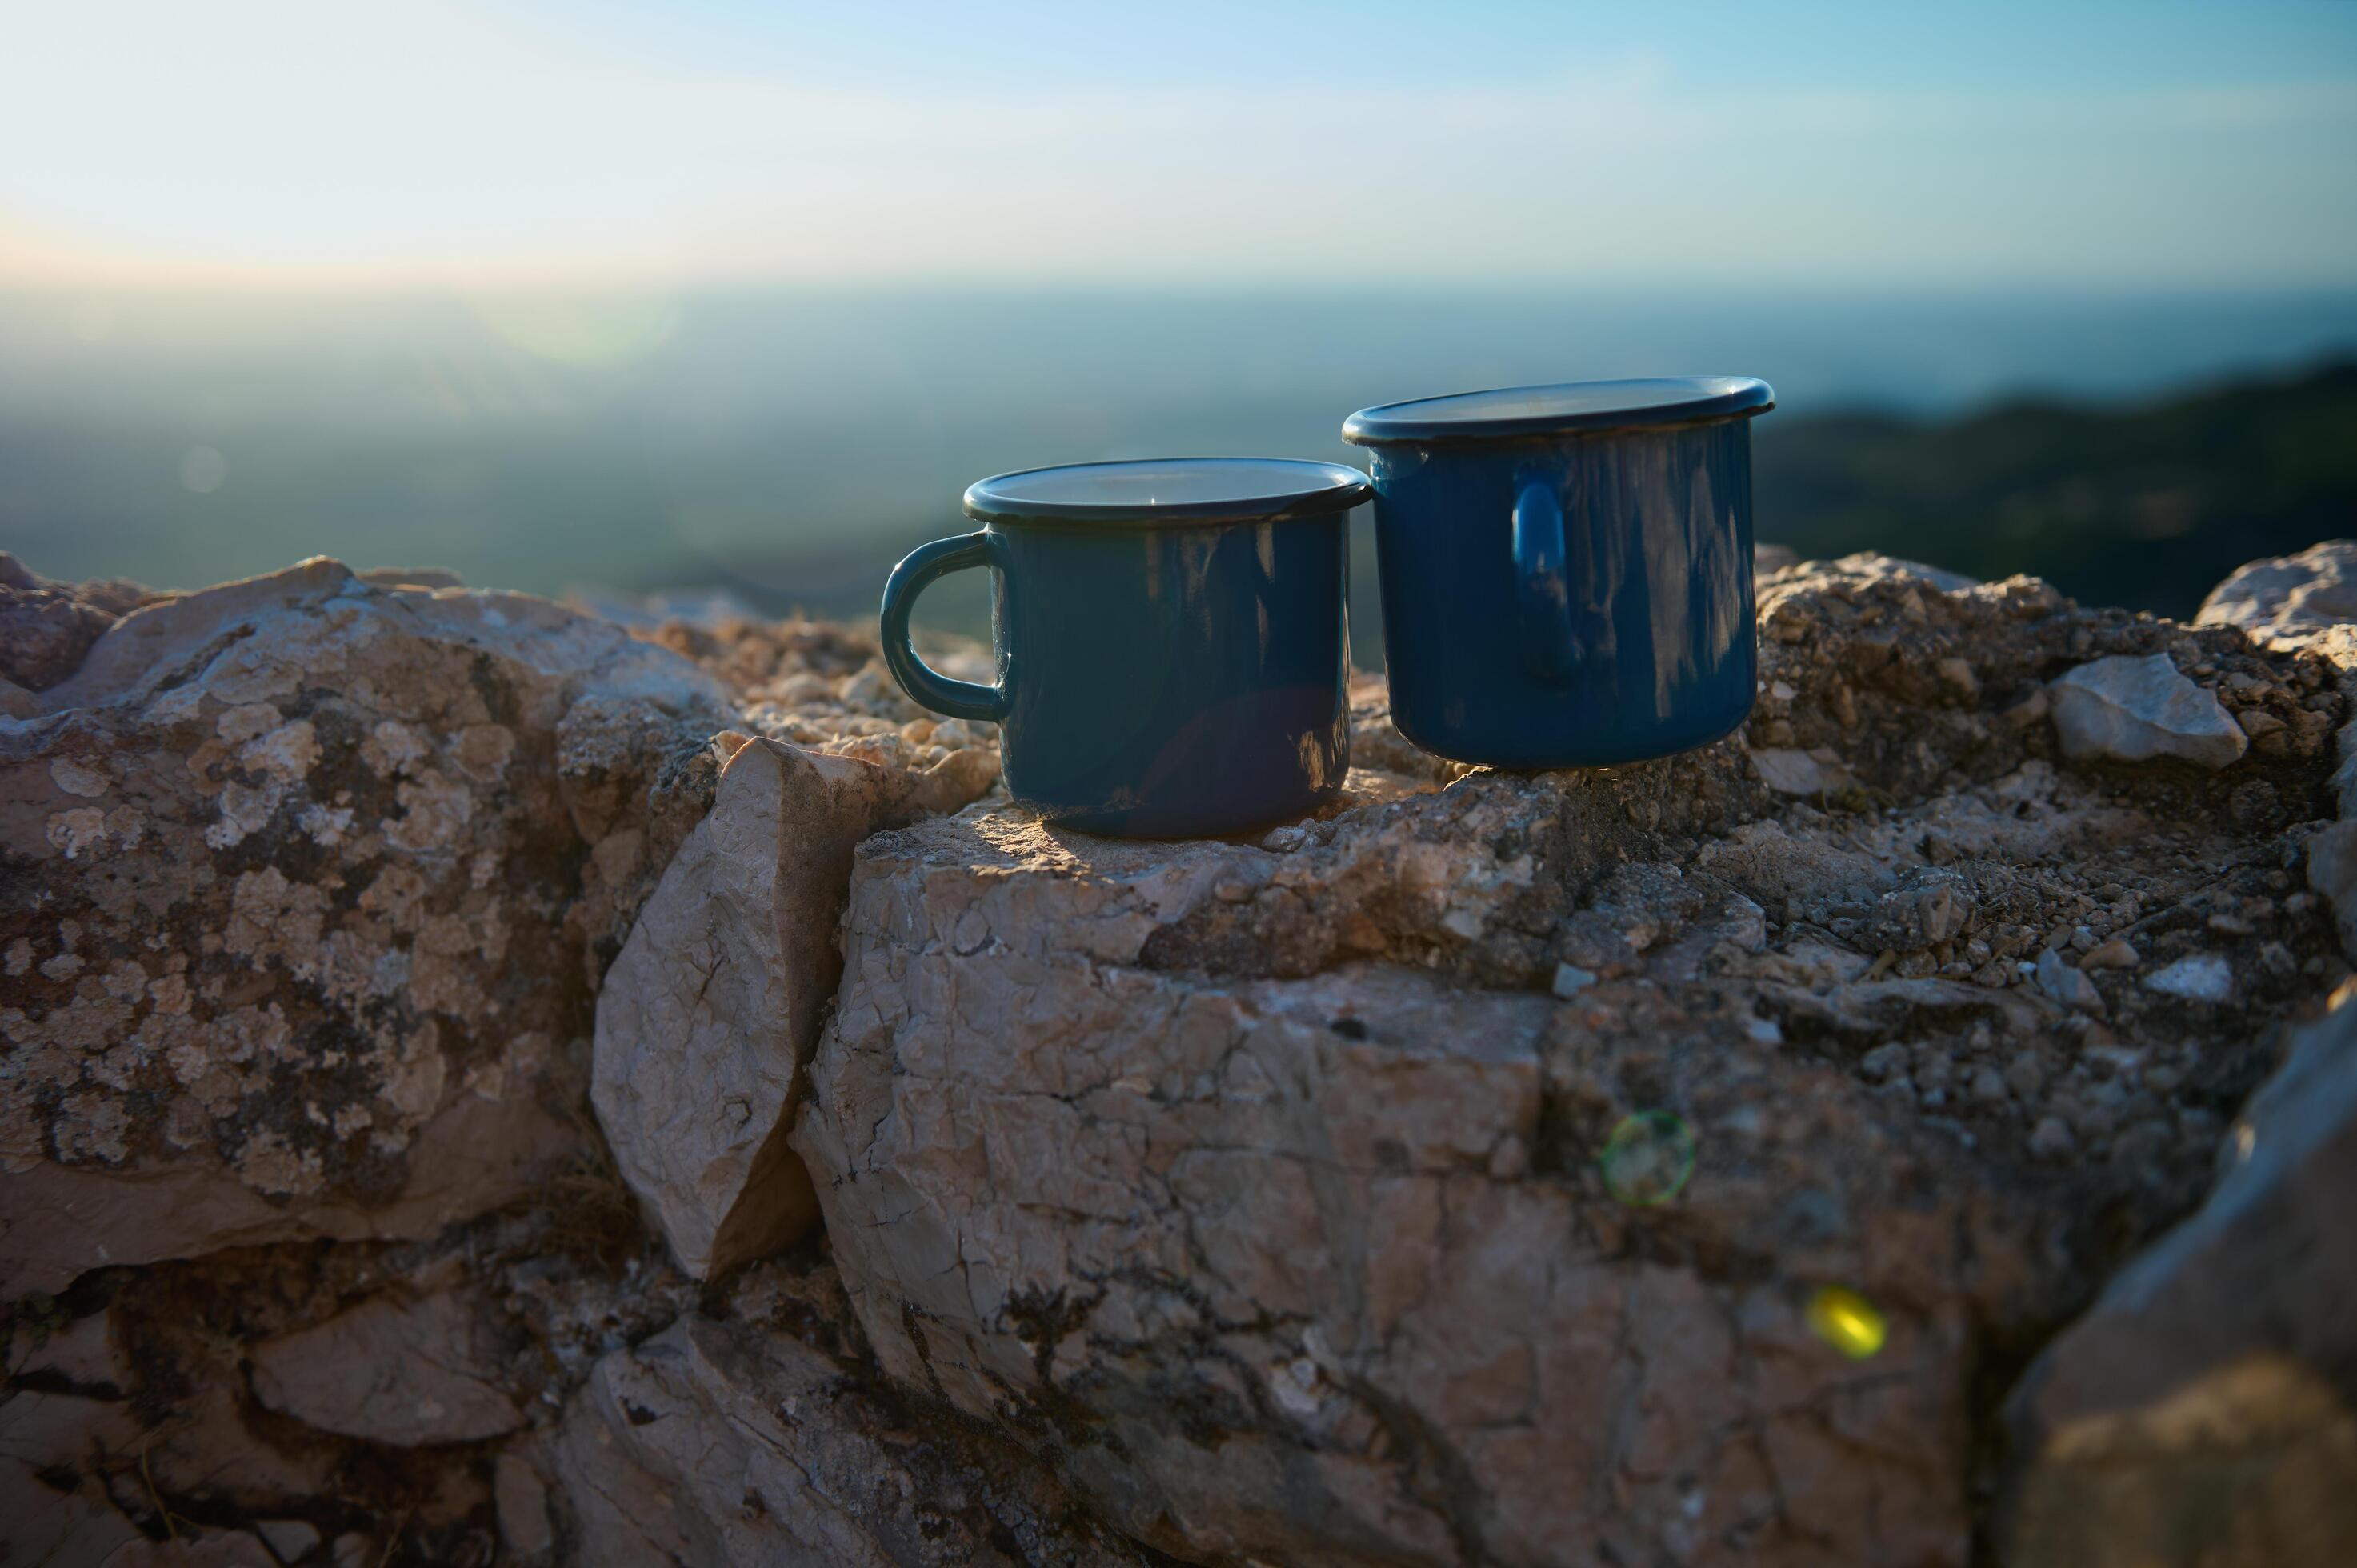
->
881, 458, 1369, 838
1343, 377, 1775, 769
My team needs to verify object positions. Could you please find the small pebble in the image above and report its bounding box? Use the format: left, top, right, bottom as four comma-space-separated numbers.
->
1551, 962, 1597, 999
2145, 953, 2233, 1002
1859, 1042, 1908, 1082
2035, 949, 2105, 1014
1997, 686, 2050, 729
775, 671, 831, 704
838, 665, 894, 707
258, 1522, 321, 1562
2028, 1116, 2075, 1159
2079, 938, 2139, 970
1968, 1066, 2008, 1103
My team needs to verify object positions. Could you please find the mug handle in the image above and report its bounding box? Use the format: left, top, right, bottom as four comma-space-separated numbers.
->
880, 532, 1010, 722
1511, 478, 1580, 682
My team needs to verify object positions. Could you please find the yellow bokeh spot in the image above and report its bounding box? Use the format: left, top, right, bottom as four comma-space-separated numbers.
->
1805, 1286, 1887, 1360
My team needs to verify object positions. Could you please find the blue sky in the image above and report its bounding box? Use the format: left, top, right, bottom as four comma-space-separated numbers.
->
1, 0, 2351, 287
534, 0, 2355, 93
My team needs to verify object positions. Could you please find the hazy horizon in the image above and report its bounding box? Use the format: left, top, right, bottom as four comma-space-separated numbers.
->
5, 282, 2353, 628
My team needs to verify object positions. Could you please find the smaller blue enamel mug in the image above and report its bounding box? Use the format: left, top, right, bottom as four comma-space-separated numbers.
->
882, 458, 1369, 838
1343, 378, 1774, 770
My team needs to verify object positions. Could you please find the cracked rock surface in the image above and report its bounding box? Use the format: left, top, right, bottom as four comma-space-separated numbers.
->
0, 559, 1086, 1566
795, 553, 2357, 1566
2199, 540, 2357, 644
591, 733, 998, 1280
249, 1284, 525, 1446
2002, 985, 2357, 1566
11, 546, 2357, 1566
553, 1248, 1173, 1567
2049, 653, 2250, 769
0, 558, 738, 1297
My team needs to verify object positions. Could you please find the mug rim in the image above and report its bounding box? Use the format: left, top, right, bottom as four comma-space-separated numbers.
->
1342, 376, 1775, 447
964, 457, 1371, 529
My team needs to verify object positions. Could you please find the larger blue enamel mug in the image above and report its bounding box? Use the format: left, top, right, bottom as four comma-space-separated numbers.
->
1343, 377, 1774, 769
882, 458, 1369, 838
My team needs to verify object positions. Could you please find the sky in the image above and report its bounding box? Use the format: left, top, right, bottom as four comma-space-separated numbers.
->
0, 0, 2353, 289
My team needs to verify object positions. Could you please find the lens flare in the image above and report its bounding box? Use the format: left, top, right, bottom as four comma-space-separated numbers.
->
1599, 1110, 1696, 1206
1805, 1286, 1887, 1360
181, 444, 227, 494
470, 294, 678, 370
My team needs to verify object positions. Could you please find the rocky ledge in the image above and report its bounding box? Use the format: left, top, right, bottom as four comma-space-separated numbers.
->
6, 544, 2357, 1566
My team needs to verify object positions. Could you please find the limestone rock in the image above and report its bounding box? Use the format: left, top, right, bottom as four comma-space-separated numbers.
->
2144, 952, 2235, 1003
250, 1286, 522, 1446
590, 733, 998, 1280
1746, 744, 1857, 795
356, 566, 466, 591
794, 554, 2352, 1566
495, 1452, 555, 1561
2196, 540, 2357, 642
1827, 550, 1982, 594
0, 550, 169, 694
5, 1296, 126, 1388
552, 1302, 1145, 1566
0, 558, 734, 1298
15, 549, 2356, 1562
0, 1346, 146, 1564
2003, 991, 2357, 1566
2308, 820, 2357, 958
2036, 948, 2104, 1013
2050, 653, 2249, 769
255, 1521, 322, 1562
1549, 961, 1596, 998
798, 768, 2156, 1564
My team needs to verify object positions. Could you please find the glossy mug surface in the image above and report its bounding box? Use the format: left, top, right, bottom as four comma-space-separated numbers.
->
881, 458, 1368, 838
1343, 377, 1774, 770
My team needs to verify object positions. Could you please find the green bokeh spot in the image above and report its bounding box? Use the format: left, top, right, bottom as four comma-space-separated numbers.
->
1599, 1110, 1696, 1206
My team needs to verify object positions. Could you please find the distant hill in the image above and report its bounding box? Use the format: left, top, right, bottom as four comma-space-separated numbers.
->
2, 284, 2348, 634
1754, 359, 2357, 618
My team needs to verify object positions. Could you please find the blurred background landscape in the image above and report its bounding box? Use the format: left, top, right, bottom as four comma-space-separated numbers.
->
4, 1, 2353, 659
